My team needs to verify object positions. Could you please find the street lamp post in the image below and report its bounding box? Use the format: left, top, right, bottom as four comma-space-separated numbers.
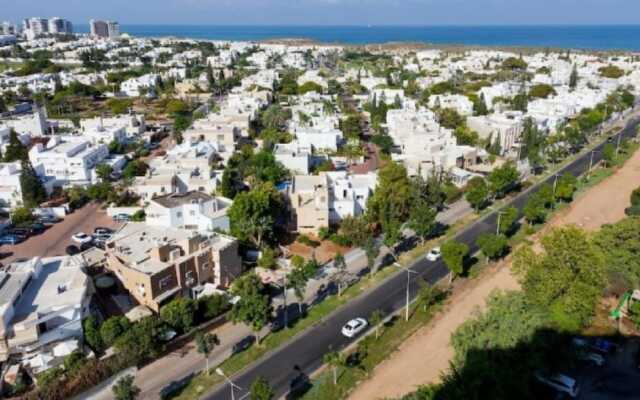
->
392, 262, 419, 322
552, 174, 559, 196
216, 368, 241, 400
495, 211, 506, 235
616, 133, 623, 155
587, 150, 596, 178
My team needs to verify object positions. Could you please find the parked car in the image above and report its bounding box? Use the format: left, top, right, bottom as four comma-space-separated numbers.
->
7, 228, 29, 239
38, 215, 61, 224
578, 352, 605, 366
113, 214, 131, 222
534, 372, 579, 398
71, 232, 93, 244
0, 235, 23, 245
65, 245, 80, 256
29, 222, 46, 234
426, 247, 441, 262
341, 318, 368, 338
94, 227, 114, 235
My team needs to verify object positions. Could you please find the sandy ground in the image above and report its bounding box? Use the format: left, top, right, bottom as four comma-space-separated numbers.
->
349, 148, 640, 400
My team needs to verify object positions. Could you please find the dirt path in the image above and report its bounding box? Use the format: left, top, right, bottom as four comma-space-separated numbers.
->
349, 148, 640, 400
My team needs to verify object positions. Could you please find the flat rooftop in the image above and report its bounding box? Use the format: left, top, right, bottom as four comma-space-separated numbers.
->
153, 191, 214, 208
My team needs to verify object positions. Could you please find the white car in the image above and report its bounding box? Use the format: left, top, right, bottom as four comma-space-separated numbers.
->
426, 247, 441, 261
71, 232, 93, 244
341, 318, 368, 338
534, 372, 580, 398
579, 352, 605, 366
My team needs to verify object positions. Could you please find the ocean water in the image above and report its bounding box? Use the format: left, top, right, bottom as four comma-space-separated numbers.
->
74, 25, 640, 51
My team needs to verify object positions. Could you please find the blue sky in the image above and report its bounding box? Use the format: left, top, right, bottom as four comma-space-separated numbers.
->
6, 0, 640, 26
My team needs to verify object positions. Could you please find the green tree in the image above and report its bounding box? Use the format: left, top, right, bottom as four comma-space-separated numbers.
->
514, 226, 606, 331
160, 298, 196, 333
261, 104, 290, 131
473, 93, 489, 116
441, 240, 469, 284
476, 233, 509, 261
324, 350, 347, 385
498, 206, 519, 236
95, 163, 113, 182
82, 316, 104, 353
195, 332, 220, 375
19, 160, 46, 208
100, 316, 132, 347
408, 199, 437, 244
367, 162, 412, 227
228, 182, 284, 248
112, 375, 140, 400
487, 162, 519, 198
248, 150, 288, 184
520, 117, 545, 166
593, 217, 640, 288
523, 196, 547, 225
528, 84, 556, 99
298, 81, 324, 95
569, 64, 579, 89
230, 273, 271, 345
554, 173, 577, 202
3, 129, 28, 162
122, 160, 149, 179
288, 266, 307, 315
370, 309, 384, 339
250, 376, 275, 400
10, 207, 36, 226
219, 166, 239, 199
338, 215, 370, 247
334, 252, 347, 297
436, 108, 465, 130
465, 177, 489, 211
363, 237, 381, 278
501, 57, 528, 70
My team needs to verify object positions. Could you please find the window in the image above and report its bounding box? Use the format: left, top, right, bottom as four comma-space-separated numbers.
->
177, 211, 182, 218
159, 276, 172, 289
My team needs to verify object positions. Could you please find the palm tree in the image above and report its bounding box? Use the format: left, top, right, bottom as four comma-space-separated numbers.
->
370, 310, 384, 340
196, 332, 220, 375
324, 350, 346, 385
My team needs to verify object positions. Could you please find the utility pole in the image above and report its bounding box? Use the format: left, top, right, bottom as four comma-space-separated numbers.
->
616, 133, 623, 155
552, 174, 559, 195
404, 268, 418, 322
216, 368, 241, 400
496, 211, 505, 235
587, 150, 595, 178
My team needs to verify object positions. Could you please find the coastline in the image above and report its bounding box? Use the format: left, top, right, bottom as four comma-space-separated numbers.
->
71, 24, 640, 53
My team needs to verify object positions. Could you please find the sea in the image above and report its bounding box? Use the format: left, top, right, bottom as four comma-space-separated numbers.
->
73, 25, 640, 51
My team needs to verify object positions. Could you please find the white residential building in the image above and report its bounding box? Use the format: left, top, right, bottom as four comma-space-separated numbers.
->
121, 74, 159, 97
467, 111, 525, 155
0, 256, 91, 366
29, 136, 109, 186
145, 191, 232, 233
428, 94, 474, 116
274, 142, 312, 175
325, 171, 377, 222
80, 114, 146, 138
295, 127, 343, 152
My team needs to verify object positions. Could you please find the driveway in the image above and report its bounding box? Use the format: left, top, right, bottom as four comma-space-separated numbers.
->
0, 202, 120, 264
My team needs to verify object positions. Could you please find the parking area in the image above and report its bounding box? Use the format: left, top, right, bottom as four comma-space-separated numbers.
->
576, 339, 640, 400
0, 202, 121, 265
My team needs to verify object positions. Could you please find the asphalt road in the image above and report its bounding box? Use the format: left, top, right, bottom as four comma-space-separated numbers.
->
205, 115, 640, 400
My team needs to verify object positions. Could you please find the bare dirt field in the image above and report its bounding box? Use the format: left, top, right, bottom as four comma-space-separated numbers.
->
349, 149, 640, 400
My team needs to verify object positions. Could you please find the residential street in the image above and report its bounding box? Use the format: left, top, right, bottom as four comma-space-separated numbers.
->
202, 114, 640, 400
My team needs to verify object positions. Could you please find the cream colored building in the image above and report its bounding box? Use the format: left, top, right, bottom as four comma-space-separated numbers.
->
287, 175, 329, 235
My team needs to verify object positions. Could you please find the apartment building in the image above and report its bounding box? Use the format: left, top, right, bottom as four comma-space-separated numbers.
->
287, 175, 330, 235
89, 19, 118, 39
105, 224, 242, 312
0, 257, 91, 366
0, 162, 23, 210
29, 136, 109, 186
48, 18, 73, 35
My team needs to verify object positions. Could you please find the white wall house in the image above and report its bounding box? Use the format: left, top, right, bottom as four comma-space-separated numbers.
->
120, 73, 158, 97
325, 171, 377, 222
295, 128, 343, 153
274, 141, 313, 175
0, 256, 91, 367
29, 136, 109, 186
145, 191, 232, 233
